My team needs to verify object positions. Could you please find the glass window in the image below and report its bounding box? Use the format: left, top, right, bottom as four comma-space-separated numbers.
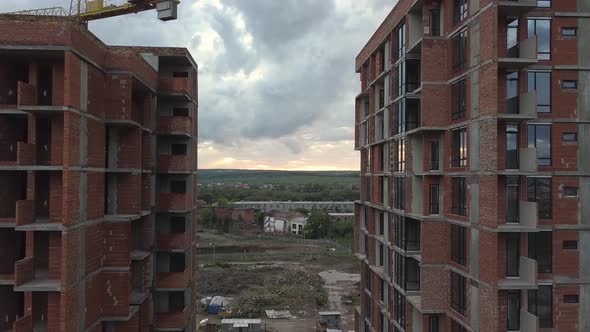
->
430, 140, 440, 170
562, 80, 577, 89
453, 0, 468, 26
452, 177, 467, 216
563, 186, 578, 197
527, 177, 552, 219
563, 295, 579, 303
405, 219, 421, 251
430, 10, 441, 37
451, 272, 466, 315
507, 290, 521, 331
452, 79, 467, 120
429, 316, 440, 332
394, 177, 405, 210
406, 257, 420, 291
451, 225, 467, 265
397, 22, 406, 59
393, 289, 405, 326
537, 0, 551, 7
451, 127, 467, 167
506, 176, 520, 223
527, 124, 551, 166
394, 138, 406, 172
452, 30, 468, 73
528, 285, 553, 328
396, 62, 406, 97
169, 291, 185, 311
171, 143, 187, 155
562, 240, 578, 250
379, 212, 385, 236
528, 19, 551, 60
170, 180, 186, 193
507, 19, 519, 53
506, 233, 520, 277
429, 184, 440, 214
451, 320, 468, 332
506, 72, 519, 114
528, 231, 552, 273
506, 124, 519, 169
527, 72, 551, 113
562, 27, 577, 36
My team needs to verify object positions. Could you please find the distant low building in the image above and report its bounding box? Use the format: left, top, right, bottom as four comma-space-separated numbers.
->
221, 319, 262, 332
328, 212, 354, 222
235, 201, 354, 212
264, 210, 307, 235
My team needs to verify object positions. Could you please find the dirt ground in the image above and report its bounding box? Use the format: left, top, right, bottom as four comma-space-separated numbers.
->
195, 230, 359, 331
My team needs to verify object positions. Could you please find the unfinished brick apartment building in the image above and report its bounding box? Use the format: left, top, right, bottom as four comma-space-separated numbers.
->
354, 0, 589, 331
0, 15, 198, 332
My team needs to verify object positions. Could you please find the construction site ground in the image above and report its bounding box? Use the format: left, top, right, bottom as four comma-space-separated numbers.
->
196, 230, 360, 331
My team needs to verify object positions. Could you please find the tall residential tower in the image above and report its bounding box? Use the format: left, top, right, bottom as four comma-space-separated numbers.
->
0, 15, 198, 332
354, 0, 589, 331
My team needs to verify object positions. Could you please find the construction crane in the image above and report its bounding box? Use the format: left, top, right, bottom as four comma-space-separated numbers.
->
6, 0, 180, 22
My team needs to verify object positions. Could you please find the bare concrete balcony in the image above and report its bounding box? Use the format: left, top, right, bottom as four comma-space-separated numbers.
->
520, 310, 539, 332
157, 116, 192, 136
156, 232, 189, 251
498, 0, 537, 16
499, 201, 538, 231
14, 258, 61, 292
501, 92, 537, 120
519, 147, 538, 173
156, 269, 189, 289
15, 200, 34, 226
498, 37, 538, 71
155, 307, 189, 330
407, 7, 423, 53
157, 193, 191, 212
157, 155, 192, 173
499, 256, 537, 289
159, 77, 192, 100
12, 314, 32, 332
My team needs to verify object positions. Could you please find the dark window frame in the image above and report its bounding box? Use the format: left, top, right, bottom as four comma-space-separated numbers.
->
173, 107, 189, 117
527, 177, 552, 219
451, 272, 466, 315
562, 133, 577, 142
563, 295, 579, 303
563, 186, 578, 197
430, 9, 441, 37
429, 184, 440, 215
394, 138, 406, 172
528, 285, 553, 328
451, 127, 467, 167
453, 0, 468, 26
527, 71, 551, 113
561, 27, 577, 37
173, 72, 189, 78
430, 140, 440, 170
452, 30, 468, 73
451, 225, 467, 265
562, 240, 578, 250
528, 18, 551, 60
170, 180, 187, 194
429, 316, 440, 332
507, 290, 522, 331
562, 80, 577, 90
452, 177, 467, 216
527, 124, 551, 166
506, 233, 520, 277
528, 232, 553, 273
452, 79, 467, 120
171, 143, 187, 156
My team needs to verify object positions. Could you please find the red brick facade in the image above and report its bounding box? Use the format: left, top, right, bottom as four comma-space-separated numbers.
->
0, 16, 198, 332
355, 1, 588, 331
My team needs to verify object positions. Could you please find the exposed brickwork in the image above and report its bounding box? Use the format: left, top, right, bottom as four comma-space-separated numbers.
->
0, 16, 198, 331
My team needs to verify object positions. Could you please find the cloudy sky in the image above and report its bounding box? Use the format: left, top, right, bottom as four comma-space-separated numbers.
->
3, 0, 395, 170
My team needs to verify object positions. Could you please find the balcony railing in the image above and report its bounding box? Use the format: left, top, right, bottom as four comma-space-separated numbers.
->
504, 92, 537, 119
157, 116, 192, 135
156, 232, 189, 251
498, 37, 538, 70
159, 77, 192, 97
157, 192, 191, 212
499, 256, 537, 289
155, 307, 190, 330
520, 310, 539, 332
157, 155, 192, 173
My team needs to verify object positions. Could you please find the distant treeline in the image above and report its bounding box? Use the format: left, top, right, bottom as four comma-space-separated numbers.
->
198, 186, 359, 205
199, 169, 360, 186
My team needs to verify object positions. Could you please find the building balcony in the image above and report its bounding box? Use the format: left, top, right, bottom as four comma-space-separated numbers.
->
519, 310, 540, 332
159, 77, 192, 100
156, 269, 189, 289
157, 155, 192, 174
15, 200, 34, 227
12, 314, 32, 332
156, 232, 190, 251
14, 257, 61, 292
155, 307, 190, 330
499, 257, 537, 289
498, 201, 538, 232
498, 37, 538, 71
498, 0, 537, 16
519, 148, 538, 172
157, 116, 193, 137
500, 92, 537, 120
157, 193, 192, 212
